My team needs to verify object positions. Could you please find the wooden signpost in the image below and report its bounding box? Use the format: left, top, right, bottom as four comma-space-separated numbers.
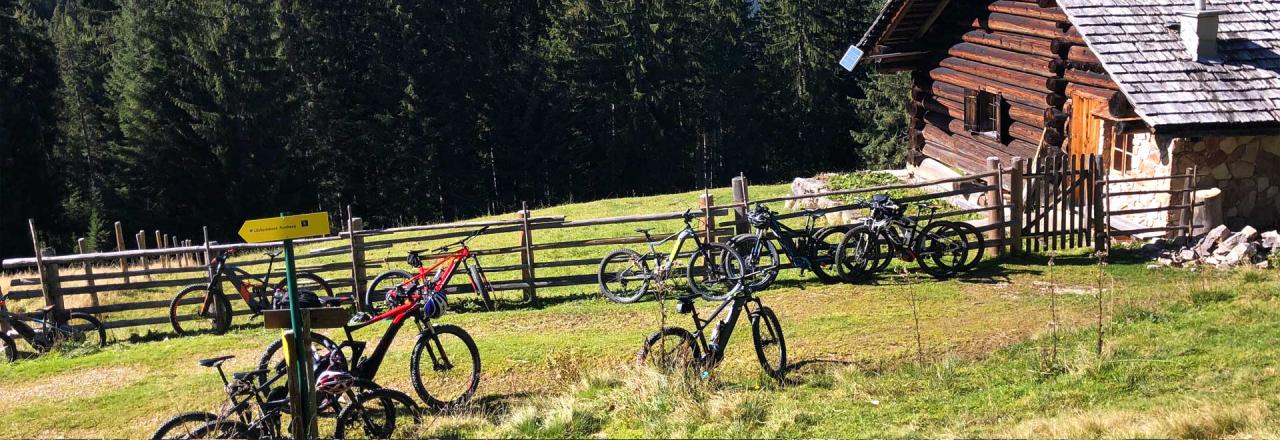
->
239, 212, 331, 440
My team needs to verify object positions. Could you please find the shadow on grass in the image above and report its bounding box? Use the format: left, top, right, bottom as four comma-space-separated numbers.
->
460, 391, 535, 424
781, 358, 856, 386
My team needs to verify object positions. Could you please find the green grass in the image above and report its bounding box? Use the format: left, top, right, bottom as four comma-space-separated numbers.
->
2, 183, 1279, 438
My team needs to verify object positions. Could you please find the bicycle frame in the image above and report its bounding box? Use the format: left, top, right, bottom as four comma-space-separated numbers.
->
0, 297, 69, 345
750, 213, 821, 269
340, 290, 441, 382
682, 293, 760, 366
200, 252, 276, 315
640, 225, 704, 274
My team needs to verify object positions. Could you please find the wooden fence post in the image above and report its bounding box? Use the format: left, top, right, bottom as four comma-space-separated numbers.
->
517, 203, 537, 303
203, 226, 213, 272
985, 157, 1007, 255
699, 193, 715, 242
1184, 166, 1197, 241
114, 221, 128, 282
731, 175, 751, 235
348, 215, 367, 311
77, 238, 101, 317
28, 220, 64, 318
1009, 157, 1025, 254
1093, 155, 1107, 251
137, 230, 151, 277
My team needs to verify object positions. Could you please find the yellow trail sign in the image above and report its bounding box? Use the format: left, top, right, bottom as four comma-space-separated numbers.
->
238, 212, 330, 243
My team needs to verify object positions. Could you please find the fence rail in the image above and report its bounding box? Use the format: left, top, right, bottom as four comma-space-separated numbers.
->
4, 160, 1188, 334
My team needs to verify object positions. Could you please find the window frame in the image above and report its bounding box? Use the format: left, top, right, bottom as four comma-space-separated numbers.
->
963, 89, 1004, 140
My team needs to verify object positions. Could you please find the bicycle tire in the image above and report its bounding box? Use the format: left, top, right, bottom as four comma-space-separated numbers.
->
168, 285, 231, 336
188, 419, 256, 440
257, 332, 340, 374
950, 221, 984, 271
363, 270, 413, 315
61, 312, 106, 348
0, 333, 16, 362
727, 234, 779, 291
687, 242, 745, 301
466, 264, 497, 311
410, 324, 481, 410
333, 388, 419, 439
750, 306, 787, 381
151, 411, 219, 440
809, 227, 847, 284
834, 226, 876, 282
273, 272, 337, 303
637, 326, 700, 374
917, 221, 969, 279
597, 249, 652, 303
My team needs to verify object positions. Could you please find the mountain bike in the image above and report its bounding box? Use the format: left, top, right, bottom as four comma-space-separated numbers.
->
836, 194, 973, 280
597, 209, 746, 303
264, 280, 481, 410
0, 290, 105, 362
726, 203, 852, 290
637, 286, 786, 381
153, 354, 419, 439
168, 248, 345, 335
363, 226, 495, 314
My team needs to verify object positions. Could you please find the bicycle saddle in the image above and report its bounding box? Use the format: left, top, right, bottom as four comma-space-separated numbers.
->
232, 368, 270, 382
635, 228, 654, 234
34, 305, 55, 314
803, 209, 824, 218
198, 355, 235, 368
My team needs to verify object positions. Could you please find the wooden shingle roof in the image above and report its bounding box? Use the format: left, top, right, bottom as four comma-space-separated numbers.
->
1051, 0, 1280, 132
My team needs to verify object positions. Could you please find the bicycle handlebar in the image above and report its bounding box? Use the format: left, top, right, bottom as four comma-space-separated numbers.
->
409, 225, 492, 255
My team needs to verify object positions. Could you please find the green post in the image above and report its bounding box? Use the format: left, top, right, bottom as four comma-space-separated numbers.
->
284, 237, 313, 438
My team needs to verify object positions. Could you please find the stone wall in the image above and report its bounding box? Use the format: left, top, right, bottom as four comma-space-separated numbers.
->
1175, 135, 1280, 230
1107, 132, 1173, 229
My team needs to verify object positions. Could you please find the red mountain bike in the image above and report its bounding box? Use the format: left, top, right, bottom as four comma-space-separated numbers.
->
257, 283, 481, 411
362, 226, 496, 314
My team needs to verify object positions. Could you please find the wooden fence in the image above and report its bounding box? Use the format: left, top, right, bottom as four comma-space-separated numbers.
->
3, 160, 1180, 334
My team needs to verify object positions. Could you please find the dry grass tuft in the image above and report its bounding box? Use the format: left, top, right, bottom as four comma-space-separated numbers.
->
1005, 399, 1271, 438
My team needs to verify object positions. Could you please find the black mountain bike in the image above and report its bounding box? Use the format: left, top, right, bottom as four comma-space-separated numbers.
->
637, 287, 786, 381
168, 248, 345, 335
836, 194, 976, 280
597, 209, 746, 303
152, 354, 419, 439
0, 291, 105, 362
727, 203, 851, 290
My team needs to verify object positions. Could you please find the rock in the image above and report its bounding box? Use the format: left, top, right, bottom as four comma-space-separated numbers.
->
1146, 264, 1161, 270
1212, 164, 1232, 180
1261, 230, 1280, 250
1178, 249, 1198, 261
1194, 225, 1232, 255
1230, 161, 1256, 178
1214, 226, 1259, 256
1204, 255, 1221, 265
788, 177, 828, 210
1258, 261, 1271, 269
1220, 242, 1259, 266
1156, 256, 1175, 266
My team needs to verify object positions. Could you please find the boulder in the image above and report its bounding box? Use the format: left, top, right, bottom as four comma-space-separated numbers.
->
1213, 226, 1259, 256
1220, 242, 1259, 266
1194, 225, 1231, 256
1261, 230, 1280, 250
1258, 261, 1272, 269
787, 177, 828, 210
1178, 249, 1198, 262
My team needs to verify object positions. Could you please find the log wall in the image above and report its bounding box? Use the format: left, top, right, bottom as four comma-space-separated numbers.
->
911, 0, 1126, 175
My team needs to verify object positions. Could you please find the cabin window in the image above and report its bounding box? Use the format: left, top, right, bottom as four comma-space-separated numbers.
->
1108, 126, 1135, 173
963, 89, 1003, 138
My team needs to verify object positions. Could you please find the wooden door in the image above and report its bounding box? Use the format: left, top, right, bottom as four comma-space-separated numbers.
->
1068, 94, 1106, 158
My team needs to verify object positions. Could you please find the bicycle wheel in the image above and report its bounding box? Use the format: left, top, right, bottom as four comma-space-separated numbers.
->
809, 227, 848, 284
687, 243, 745, 301
257, 332, 340, 374
917, 221, 969, 279
333, 388, 418, 439
466, 264, 497, 311
751, 306, 787, 381
151, 411, 220, 440
363, 270, 413, 315
410, 324, 481, 410
0, 333, 16, 362
597, 249, 653, 303
870, 230, 895, 274
188, 419, 256, 440
168, 285, 232, 335
58, 312, 106, 349
727, 234, 778, 290
835, 226, 876, 282
637, 327, 700, 374
274, 272, 336, 301
950, 221, 985, 271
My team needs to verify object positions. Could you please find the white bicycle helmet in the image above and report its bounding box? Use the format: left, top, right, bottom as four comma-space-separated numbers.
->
316, 369, 355, 395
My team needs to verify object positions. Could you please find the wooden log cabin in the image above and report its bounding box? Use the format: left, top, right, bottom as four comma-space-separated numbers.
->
856, 0, 1280, 231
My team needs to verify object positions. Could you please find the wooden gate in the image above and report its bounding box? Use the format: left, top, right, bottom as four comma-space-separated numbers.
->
1020, 154, 1104, 252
